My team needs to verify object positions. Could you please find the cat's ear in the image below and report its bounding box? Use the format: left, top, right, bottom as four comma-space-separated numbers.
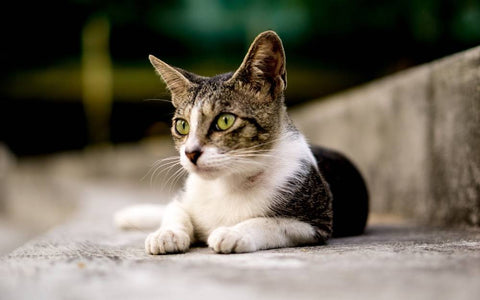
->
227, 30, 287, 100
149, 55, 194, 107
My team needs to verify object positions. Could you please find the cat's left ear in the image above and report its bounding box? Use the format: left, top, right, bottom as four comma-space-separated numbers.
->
227, 30, 287, 100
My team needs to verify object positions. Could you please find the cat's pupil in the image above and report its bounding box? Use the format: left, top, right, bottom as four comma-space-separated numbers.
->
223, 116, 228, 124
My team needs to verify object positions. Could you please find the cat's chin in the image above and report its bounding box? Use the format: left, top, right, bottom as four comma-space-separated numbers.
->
189, 166, 223, 180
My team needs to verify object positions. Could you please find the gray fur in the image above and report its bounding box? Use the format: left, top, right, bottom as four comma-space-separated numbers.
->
269, 160, 333, 243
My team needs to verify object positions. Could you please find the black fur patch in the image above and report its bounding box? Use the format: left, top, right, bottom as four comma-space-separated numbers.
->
310, 146, 369, 237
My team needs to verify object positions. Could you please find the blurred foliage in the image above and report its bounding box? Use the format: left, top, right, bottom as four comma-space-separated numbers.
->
1, 0, 480, 155
3, 0, 480, 73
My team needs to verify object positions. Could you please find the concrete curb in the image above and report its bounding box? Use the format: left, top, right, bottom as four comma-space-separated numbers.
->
291, 46, 480, 227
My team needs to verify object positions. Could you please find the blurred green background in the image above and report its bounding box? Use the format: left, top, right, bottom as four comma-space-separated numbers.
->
1, 0, 480, 156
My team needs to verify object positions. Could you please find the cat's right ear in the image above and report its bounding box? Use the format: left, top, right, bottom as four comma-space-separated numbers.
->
149, 55, 193, 107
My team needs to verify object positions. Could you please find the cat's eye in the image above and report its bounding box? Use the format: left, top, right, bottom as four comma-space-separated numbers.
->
175, 119, 190, 135
215, 113, 236, 131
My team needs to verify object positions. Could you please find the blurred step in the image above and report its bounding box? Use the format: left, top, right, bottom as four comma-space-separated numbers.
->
292, 45, 480, 228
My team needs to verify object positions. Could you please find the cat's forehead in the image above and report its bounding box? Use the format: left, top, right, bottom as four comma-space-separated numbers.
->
177, 98, 230, 120
175, 76, 236, 117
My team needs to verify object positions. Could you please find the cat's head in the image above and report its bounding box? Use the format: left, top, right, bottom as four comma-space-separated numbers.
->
149, 31, 288, 180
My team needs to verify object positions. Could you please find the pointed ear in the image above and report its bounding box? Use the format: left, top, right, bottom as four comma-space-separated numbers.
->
227, 31, 287, 99
149, 55, 194, 107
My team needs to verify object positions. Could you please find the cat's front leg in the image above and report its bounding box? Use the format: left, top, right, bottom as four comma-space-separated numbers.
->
207, 217, 322, 254
145, 200, 194, 255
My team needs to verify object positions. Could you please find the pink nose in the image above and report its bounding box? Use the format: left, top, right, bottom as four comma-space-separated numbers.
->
185, 150, 202, 165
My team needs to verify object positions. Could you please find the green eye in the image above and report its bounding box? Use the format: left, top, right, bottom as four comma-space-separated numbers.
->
175, 119, 190, 135
216, 113, 236, 131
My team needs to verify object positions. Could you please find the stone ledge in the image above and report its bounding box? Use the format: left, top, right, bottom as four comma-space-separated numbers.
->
291, 46, 480, 227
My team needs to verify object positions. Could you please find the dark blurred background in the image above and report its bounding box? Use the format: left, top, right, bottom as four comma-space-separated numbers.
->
1, 0, 480, 157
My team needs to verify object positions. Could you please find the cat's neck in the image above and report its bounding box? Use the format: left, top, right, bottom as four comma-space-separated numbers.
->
191, 165, 267, 192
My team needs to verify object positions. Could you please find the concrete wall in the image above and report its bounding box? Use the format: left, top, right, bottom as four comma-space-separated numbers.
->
291, 46, 480, 227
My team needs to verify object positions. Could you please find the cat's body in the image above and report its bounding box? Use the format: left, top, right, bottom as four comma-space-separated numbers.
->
115, 31, 368, 254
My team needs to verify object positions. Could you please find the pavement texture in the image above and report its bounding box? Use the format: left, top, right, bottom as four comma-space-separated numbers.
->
1, 182, 479, 300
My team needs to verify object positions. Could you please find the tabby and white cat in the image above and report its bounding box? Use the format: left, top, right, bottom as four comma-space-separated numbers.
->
115, 31, 369, 254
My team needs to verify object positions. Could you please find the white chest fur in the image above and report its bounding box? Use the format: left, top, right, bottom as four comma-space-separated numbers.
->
181, 132, 316, 242
183, 175, 271, 240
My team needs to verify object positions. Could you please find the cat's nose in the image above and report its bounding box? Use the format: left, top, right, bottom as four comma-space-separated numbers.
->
185, 149, 202, 165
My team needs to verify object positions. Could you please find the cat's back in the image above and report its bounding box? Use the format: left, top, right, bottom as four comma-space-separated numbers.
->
311, 146, 369, 237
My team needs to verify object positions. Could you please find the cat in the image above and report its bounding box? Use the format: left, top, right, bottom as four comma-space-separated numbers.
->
115, 30, 369, 254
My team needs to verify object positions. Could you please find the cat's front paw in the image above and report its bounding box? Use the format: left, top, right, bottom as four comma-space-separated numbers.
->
208, 227, 256, 254
145, 229, 190, 255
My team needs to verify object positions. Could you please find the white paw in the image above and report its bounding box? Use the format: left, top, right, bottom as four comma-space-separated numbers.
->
208, 227, 256, 254
145, 229, 190, 255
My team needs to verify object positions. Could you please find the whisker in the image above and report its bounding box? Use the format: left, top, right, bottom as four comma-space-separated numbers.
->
169, 168, 188, 194
141, 156, 180, 182
148, 160, 180, 184
162, 165, 183, 189
234, 134, 291, 152
152, 156, 181, 166
228, 149, 272, 155
229, 157, 270, 169
226, 134, 291, 156
164, 166, 187, 193
230, 153, 276, 158
154, 162, 182, 188
143, 98, 172, 104
228, 161, 266, 175
158, 156, 181, 161
153, 159, 182, 170
150, 161, 182, 189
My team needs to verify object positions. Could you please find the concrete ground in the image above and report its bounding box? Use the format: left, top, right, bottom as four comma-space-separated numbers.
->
1, 181, 479, 300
